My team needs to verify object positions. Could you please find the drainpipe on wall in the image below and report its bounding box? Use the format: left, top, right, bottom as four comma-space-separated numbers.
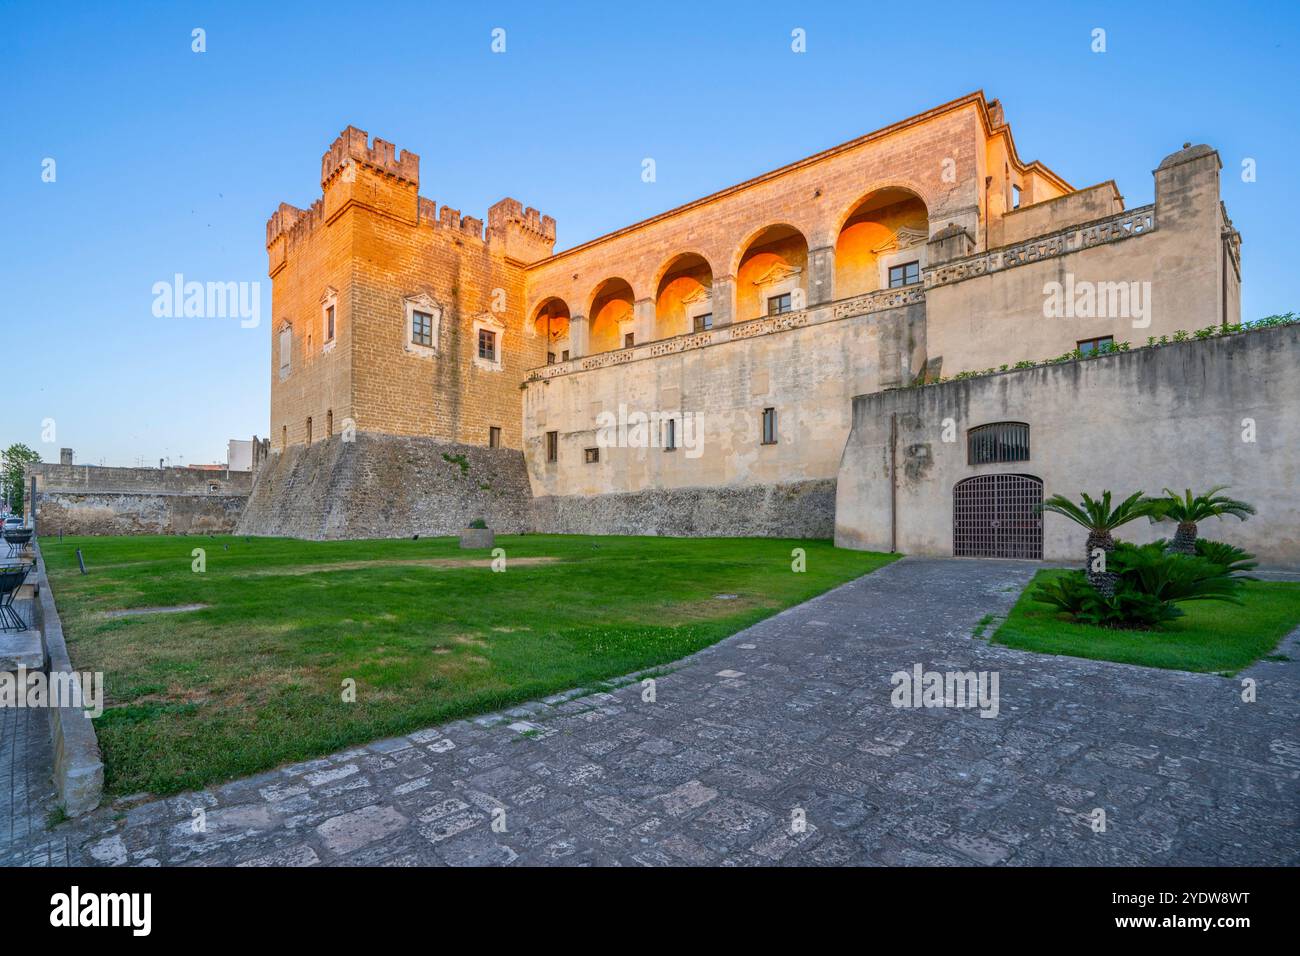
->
889, 412, 898, 553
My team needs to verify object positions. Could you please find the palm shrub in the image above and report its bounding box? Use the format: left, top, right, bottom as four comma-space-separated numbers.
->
1031, 542, 1245, 629
1193, 538, 1258, 577
1041, 491, 1158, 597
1146, 486, 1255, 554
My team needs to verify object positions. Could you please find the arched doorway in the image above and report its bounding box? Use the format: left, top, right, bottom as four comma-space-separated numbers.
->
953, 474, 1043, 559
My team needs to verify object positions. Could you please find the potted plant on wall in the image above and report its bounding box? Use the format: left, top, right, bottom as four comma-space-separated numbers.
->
459, 517, 493, 549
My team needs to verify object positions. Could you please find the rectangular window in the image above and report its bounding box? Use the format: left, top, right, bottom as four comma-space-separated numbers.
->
693, 313, 713, 333
325, 305, 335, 342
584, 447, 599, 464
1077, 335, 1115, 356
761, 407, 777, 445
412, 310, 433, 348
561, 349, 570, 362
888, 261, 921, 288
663, 417, 676, 452
478, 328, 497, 361
624, 332, 635, 348
547, 351, 556, 365
546, 430, 558, 463
1012, 185, 1022, 210
767, 293, 792, 316
488, 426, 501, 449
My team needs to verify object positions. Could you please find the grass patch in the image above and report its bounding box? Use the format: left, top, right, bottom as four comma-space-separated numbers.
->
43, 533, 895, 796
992, 569, 1300, 674
971, 613, 996, 639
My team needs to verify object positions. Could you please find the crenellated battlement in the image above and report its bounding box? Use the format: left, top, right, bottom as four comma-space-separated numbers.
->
417, 195, 485, 241
488, 198, 557, 242
265, 199, 325, 249
320, 125, 419, 188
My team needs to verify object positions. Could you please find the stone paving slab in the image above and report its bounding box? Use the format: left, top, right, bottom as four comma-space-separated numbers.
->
5, 557, 1297, 867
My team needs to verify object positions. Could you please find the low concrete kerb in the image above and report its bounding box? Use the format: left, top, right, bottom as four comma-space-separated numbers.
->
32, 541, 104, 817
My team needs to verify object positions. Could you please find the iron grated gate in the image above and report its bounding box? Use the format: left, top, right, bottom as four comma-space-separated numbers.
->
953, 474, 1043, 559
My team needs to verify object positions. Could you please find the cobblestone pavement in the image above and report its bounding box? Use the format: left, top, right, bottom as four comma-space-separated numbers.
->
5, 557, 1297, 867
0, 696, 68, 865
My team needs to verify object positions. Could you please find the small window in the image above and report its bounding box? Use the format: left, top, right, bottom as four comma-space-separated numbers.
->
761, 407, 777, 445
547, 351, 556, 365
1077, 335, 1114, 356
326, 410, 333, 437
888, 261, 921, 288
412, 310, 434, 348
489, 426, 501, 449
967, 422, 1030, 465
624, 332, 635, 348
478, 328, 497, 361
584, 447, 599, 464
1012, 185, 1022, 210
693, 313, 713, 333
561, 349, 570, 362
306, 417, 313, 446
663, 417, 676, 452
325, 304, 336, 342
546, 430, 558, 463
281, 425, 287, 450
767, 293, 792, 316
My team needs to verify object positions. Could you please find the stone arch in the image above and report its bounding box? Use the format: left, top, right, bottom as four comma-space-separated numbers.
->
732, 224, 810, 322
587, 277, 636, 354
654, 252, 715, 338
531, 296, 572, 361
834, 186, 930, 299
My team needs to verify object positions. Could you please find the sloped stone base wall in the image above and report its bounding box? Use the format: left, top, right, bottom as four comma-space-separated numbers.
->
236, 433, 532, 539
529, 479, 836, 539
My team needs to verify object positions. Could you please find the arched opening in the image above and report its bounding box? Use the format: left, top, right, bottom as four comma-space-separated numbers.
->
735, 224, 809, 322
654, 253, 714, 338
834, 188, 929, 299
953, 474, 1043, 559
532, 297, 572, 363
588, 278, 635, 354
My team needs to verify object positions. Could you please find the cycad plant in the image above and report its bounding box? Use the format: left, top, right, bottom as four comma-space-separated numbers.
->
1147, 486, 1256, 554
1042, 491, 1156, 597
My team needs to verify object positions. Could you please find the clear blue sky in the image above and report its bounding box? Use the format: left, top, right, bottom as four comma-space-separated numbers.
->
2, 0, 1296, 467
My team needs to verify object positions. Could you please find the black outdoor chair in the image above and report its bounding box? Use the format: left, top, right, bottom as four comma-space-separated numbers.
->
4, 528, 33, 558
0, 562, 33, 632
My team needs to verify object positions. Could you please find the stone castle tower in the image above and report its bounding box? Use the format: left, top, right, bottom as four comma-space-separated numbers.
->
264, 126, 555, 454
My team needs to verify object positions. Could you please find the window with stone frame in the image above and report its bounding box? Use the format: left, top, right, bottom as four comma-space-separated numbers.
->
478, 328, 497, 361
693, 312, 713, 333
489, 426, 501, 449
546, 431, 558, 463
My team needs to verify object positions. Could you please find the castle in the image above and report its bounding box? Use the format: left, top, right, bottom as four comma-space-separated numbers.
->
237, 91, 1299, 566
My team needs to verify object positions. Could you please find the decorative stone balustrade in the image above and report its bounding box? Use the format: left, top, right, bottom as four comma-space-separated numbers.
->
529, 285, 924, 380
924, 204, 1157, 289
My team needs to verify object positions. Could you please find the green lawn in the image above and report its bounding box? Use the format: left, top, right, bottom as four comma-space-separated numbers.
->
992, 568, 1300, 674
41, 534, 895, 796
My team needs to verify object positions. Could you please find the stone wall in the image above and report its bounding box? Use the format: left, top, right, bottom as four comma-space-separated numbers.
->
27, 463, 253, 536
531, 479, 836, 539
35, 493, 246, 536
836, 323, 1300, 567
236, 432, 533, 539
